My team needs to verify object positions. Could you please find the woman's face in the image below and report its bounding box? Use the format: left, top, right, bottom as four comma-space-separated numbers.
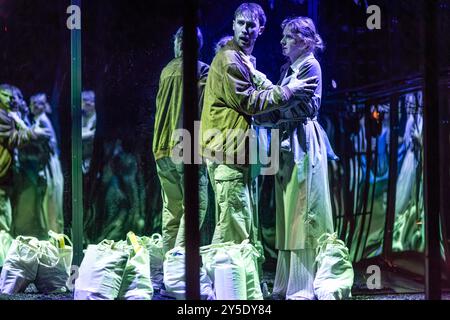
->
30, 99, 46, 116
280, 27, 308, 63
82, 99, 95, 114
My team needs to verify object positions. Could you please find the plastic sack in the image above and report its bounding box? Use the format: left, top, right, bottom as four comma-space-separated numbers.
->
313, 233, 354, 300
34, 231, 73, 293
117, 232, 153, 300
0, 236, 40, 294
0, 230, 13, 267
74, 239, 129, 300
141, 233, 164, 291
163, 246, 215, 300
213, 251, 247, 300
200, 242, 236, 282
201, 241, 262, 300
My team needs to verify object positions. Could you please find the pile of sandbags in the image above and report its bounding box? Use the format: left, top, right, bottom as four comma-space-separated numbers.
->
0, 231, 72, 294
159, 240, 263, 301
74, 232, 153, 300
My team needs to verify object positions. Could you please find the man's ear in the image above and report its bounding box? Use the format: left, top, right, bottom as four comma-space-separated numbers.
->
258, 26, 265, 36
232, 20, 236, 32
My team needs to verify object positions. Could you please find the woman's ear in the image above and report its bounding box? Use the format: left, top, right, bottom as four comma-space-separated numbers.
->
258, 26, 265, 36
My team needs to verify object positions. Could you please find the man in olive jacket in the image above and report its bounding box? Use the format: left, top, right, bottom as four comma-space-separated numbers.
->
152, 27, 210, 254
200, 3, 318, 252
0, 84, 50, 234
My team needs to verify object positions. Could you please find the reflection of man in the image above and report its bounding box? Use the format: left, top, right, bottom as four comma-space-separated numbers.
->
0, 85, 50, 234
82, 90, 96, 174
200, 3, 317, 253
152, 27, 210, 253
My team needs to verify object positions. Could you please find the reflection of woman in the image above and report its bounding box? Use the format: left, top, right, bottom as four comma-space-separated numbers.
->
260, 17, 336, 300
393, 92, 424, 252
13, 94, 63, 238
81, 91, 96, 175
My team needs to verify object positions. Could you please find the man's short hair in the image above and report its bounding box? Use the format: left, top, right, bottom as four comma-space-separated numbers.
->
234, 3, 266, 27
174, 27, 204, 50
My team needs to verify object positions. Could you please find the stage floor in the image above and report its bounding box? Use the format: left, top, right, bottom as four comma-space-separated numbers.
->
1, 255, 449, 300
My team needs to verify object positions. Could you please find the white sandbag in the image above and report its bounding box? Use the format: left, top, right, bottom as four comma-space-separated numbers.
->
34, 231, 73, 293
0, 230, 13, 267
141, 234, 164, 291
0, 236, 40, 294
314, 233, 354, 300
200, 241, 236, 282
213, 252, 247, 300
74, 239, 129, 300
201, 241, 260, 300
118, 232, 153, 300
164, 247, 215, 300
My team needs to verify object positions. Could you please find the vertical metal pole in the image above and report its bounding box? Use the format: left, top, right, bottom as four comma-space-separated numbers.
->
424, 0, 441, 301
71, 0, 83, 266
183, 0, 200, 300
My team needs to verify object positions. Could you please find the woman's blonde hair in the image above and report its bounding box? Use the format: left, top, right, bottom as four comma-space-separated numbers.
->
281, 16, 325, 54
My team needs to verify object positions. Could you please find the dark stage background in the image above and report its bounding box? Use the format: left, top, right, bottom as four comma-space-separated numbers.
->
1, 0, 449, 281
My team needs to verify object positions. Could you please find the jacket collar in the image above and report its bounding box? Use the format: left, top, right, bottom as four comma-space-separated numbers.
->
290, 52, 314, 74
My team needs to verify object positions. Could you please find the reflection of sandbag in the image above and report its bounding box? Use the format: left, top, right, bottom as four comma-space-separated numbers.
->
0, 236, 40, 294
141, 233, 164, 290
314, 233, 354, 300
117, 232, 153, 300
34, 231, 72, 293
0, 230, 13, 267
163, 247, 215, 300
74, 240, 129, 300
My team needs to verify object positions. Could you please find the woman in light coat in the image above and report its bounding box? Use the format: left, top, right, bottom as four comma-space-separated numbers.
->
251, 17, 337, 300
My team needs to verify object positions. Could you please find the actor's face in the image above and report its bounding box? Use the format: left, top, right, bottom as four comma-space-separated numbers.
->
30, 99, 46, 116
232, 13, 264, 54
281, 27, 307, 62
82, 99, 95, 114
0, 89, 12, 111
11, 89, 25, 112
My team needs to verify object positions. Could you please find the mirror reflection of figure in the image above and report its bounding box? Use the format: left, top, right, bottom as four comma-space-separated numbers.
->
12, 93, 64, 239
86, 138, 145, 244
82, 91, 96, 175
153, 27, 210, 254
0, 85, 51, 238
393, 92, 424, 252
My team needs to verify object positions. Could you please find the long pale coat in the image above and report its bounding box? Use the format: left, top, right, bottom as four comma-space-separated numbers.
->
274, 53, 335, 250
